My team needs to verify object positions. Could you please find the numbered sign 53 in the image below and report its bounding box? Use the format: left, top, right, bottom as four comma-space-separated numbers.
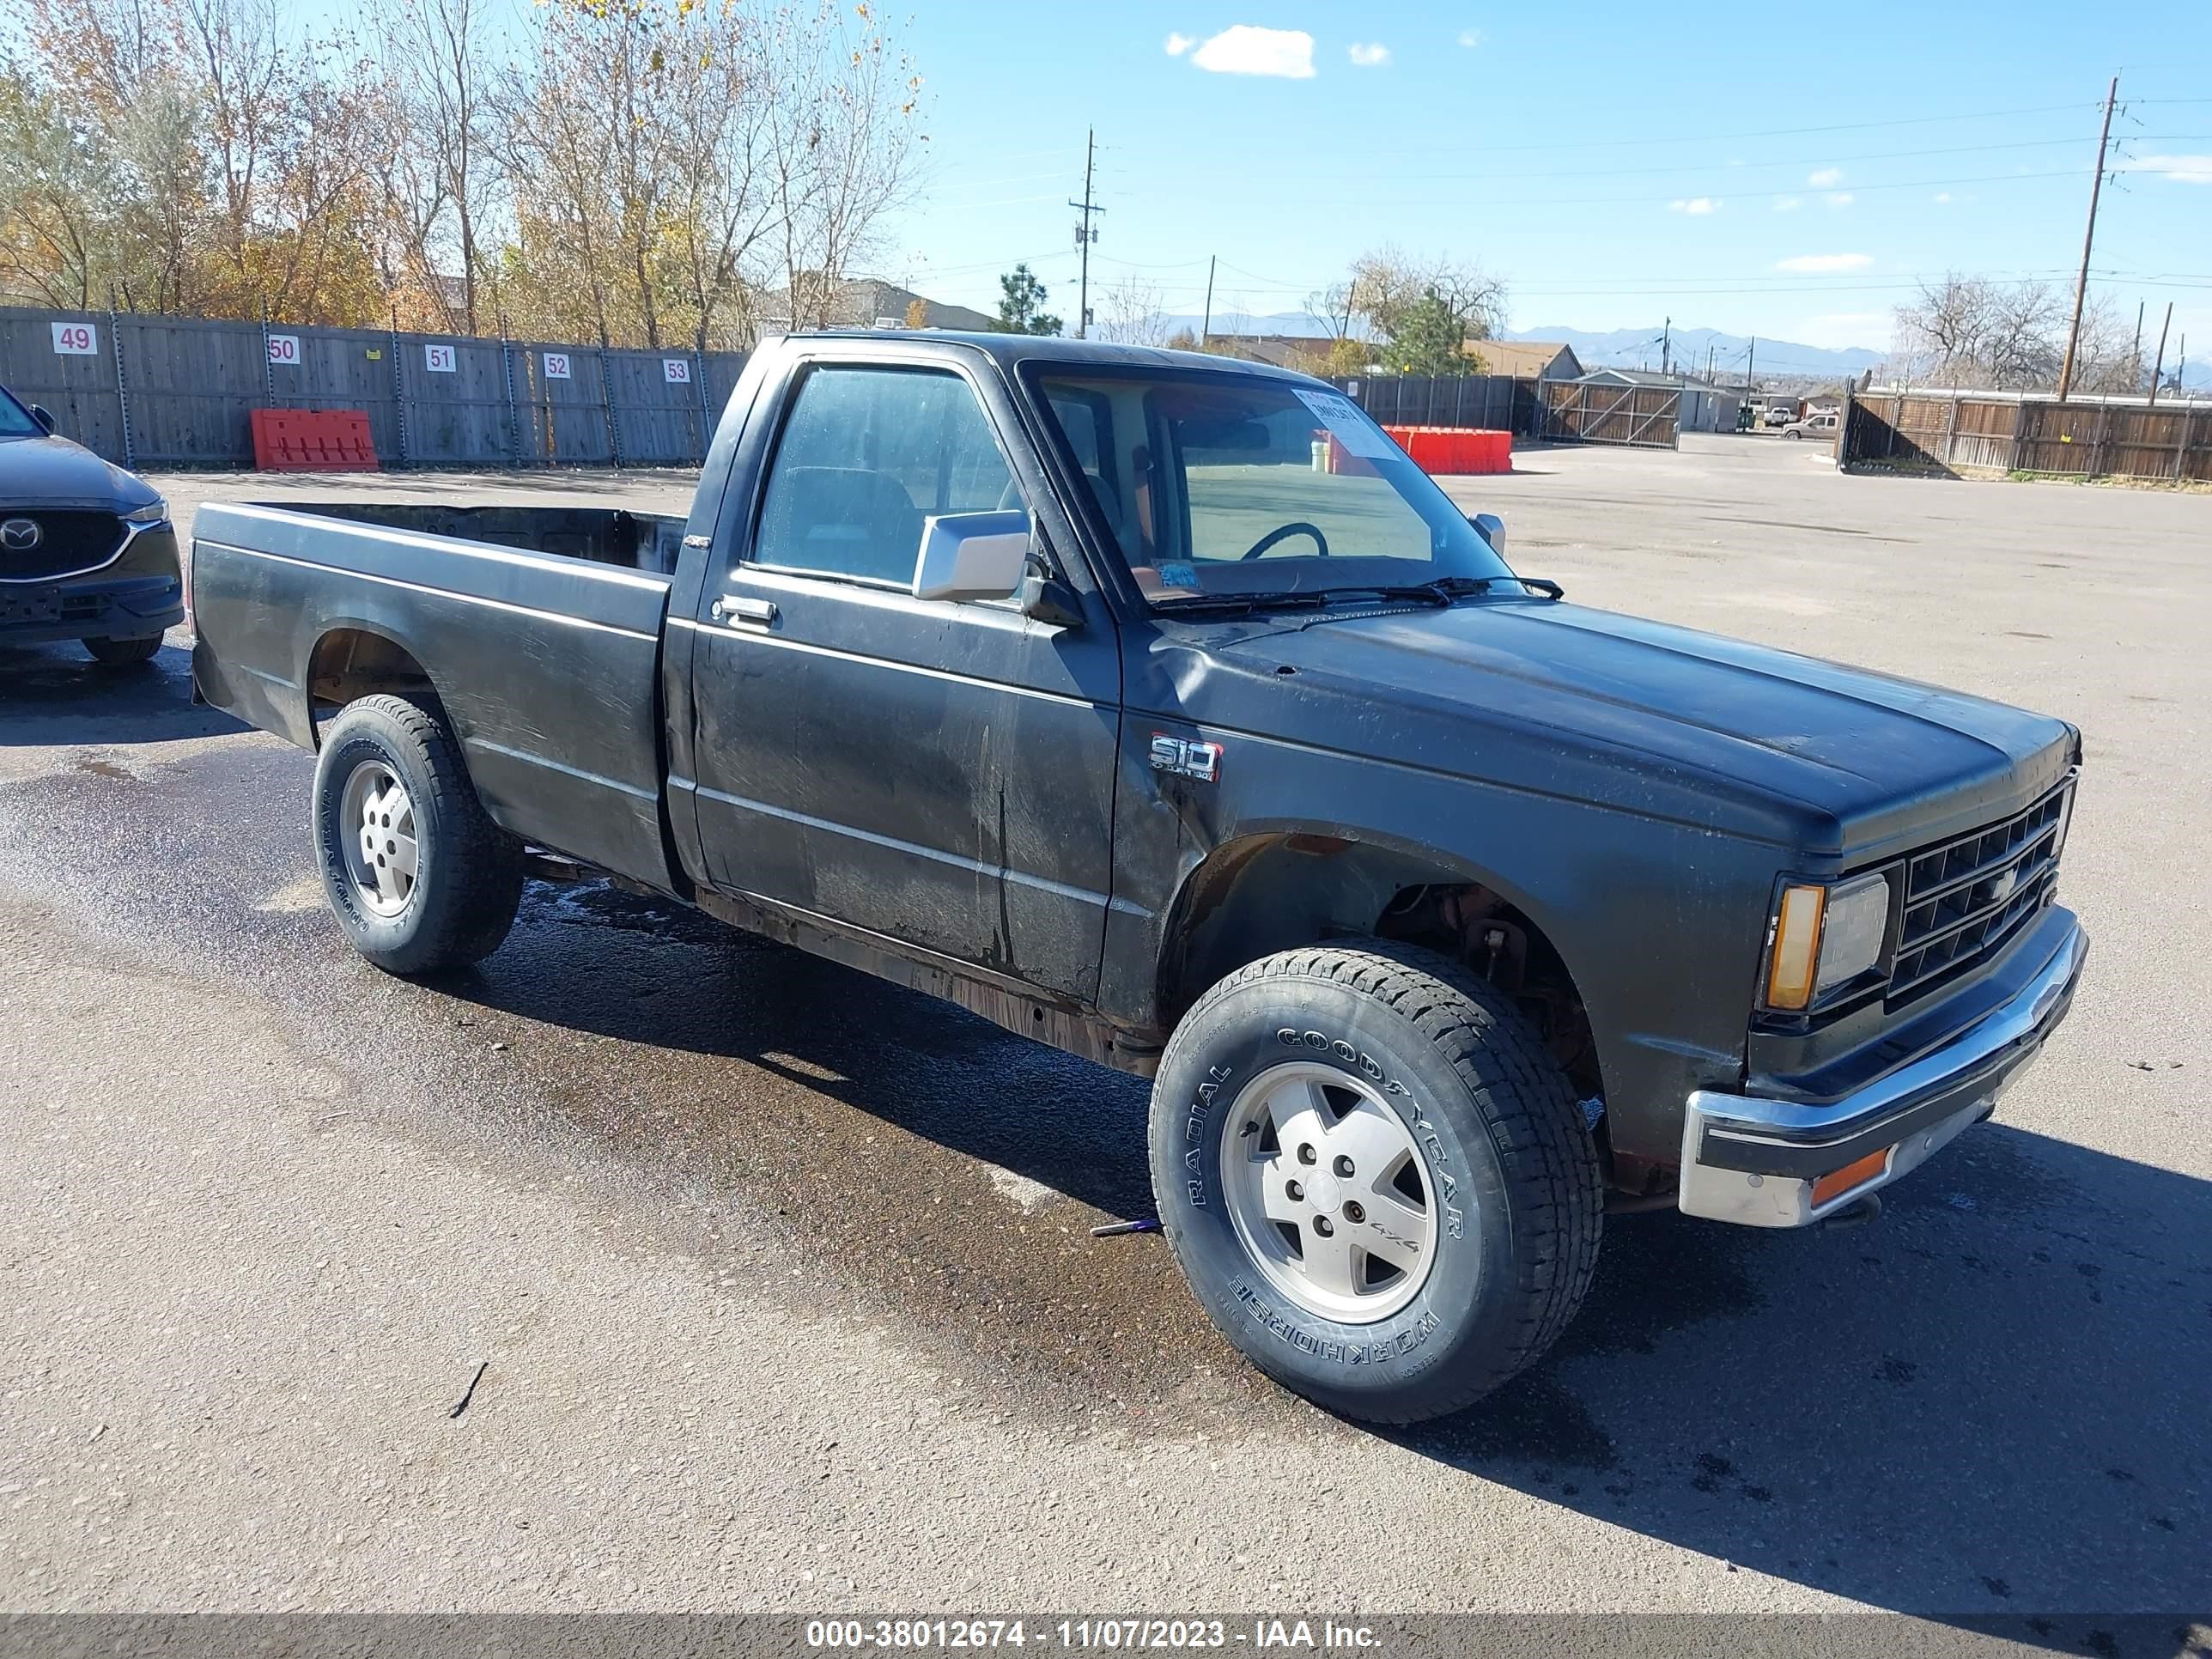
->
52, 321, 98, 356
424, 342, 458, 374
543, 351, 572, 380
663, 357, 692, 384
267, 333, 301, 366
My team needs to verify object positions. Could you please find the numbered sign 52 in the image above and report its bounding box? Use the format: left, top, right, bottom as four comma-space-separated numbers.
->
543, 351, 572, 380
267, 333, 301, 366
52, 321, 98, 356
662, 357, 692, 384
424, 342, 458, 374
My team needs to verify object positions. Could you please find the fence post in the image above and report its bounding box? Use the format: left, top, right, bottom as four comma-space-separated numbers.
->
1944, 396, 1960, 468
259, 307, 273, 404
108, 306, 134, 470
390, 328, 409, 465
2091, 402, 2110, 477
2181, 404, 2197, 483
695, 351, 711, 465
501, 331, 519, 467
600, 351, 621, 468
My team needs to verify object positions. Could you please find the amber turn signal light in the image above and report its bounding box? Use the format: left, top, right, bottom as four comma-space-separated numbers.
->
1765, 884, 1827, 1011
1810, 1148, 1891, 1208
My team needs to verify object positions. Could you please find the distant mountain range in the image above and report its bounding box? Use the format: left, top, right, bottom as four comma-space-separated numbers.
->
1502, 325, 1885, 382
1152, 310, 1884, 381
1146, 310, 2209, 389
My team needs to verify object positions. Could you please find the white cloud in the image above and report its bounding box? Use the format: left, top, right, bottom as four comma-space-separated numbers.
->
1187, 24, 1316, 77
1668, 197, 1722, 216
1164, 32, 1194, 55
1772, 195, 1802, 212
2132, 153, 2212, 184
1457, 27, 1483, 47
1825, 191, 1855, 208
1807, 167, 1844, 188
1776, 252, 1874, 273
1347, 41, 1390, 66
1933, 191, 1953, 204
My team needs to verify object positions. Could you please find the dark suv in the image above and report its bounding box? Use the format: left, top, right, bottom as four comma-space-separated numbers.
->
0, 385, 182, 665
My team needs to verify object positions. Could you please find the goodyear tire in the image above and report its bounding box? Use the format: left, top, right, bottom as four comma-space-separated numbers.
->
312, 694, 523, 975
1151, 941, 1602, 1425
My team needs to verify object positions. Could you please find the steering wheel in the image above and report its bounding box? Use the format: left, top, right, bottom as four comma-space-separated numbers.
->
1238, 521, 1330, 562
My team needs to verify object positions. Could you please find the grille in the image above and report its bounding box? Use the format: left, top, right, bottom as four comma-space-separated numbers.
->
1888, 781, 2069, 1003
0, 511, 126, 582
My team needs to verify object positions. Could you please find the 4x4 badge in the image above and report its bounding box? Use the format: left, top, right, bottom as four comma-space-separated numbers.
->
1150, 733, 1222, 782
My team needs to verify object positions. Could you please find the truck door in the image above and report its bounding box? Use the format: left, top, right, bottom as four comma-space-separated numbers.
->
682, 351, 1123, 1003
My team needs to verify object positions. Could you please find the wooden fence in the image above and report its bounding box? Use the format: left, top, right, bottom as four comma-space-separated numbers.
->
1535, 380, 1681, 449
1326, 373, 1528, 432
1843, 388, 2212, 483
0, 305, 750, 471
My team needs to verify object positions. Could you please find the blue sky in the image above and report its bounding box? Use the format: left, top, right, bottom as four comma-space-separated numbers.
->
871, 1, 2212, 363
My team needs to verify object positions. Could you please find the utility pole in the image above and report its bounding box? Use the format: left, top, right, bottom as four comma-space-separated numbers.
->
1068, 128, 1103, 339
1661, 317, 1671, 377
2147, 301, 2172, 408
1747, 337, 1756, 397
2131, 300, 2145, 390
1201, 255, 1216, 348
2057, 76, 2118, 402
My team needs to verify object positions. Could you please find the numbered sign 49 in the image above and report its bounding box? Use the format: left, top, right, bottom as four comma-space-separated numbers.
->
662, 357, 692, 384
543, 351, 573, 380
51, 321, 98, 356
424, 342, 458, 374
267, 333, 301, 367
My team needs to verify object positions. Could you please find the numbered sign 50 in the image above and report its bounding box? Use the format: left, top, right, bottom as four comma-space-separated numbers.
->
51, 321, 99, 356
543, 351, 573, 380
267, 334, 301, 366
424, 343, 458, 374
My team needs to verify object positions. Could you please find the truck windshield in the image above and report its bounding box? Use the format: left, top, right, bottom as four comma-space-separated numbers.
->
1033, 368, 1514, 605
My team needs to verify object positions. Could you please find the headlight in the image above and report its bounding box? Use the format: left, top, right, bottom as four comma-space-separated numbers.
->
1763, 871, 1893, 1011
123, 500, 168, 525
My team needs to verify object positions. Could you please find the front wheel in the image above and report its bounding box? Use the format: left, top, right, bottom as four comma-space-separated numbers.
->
1150, 942, 1602, 1425
312, 694, 523, 975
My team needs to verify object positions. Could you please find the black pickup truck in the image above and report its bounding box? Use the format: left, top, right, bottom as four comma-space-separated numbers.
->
191, 332, 2087, 1424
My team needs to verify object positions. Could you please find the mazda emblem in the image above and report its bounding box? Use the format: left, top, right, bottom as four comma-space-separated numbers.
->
0, 517, 40, 550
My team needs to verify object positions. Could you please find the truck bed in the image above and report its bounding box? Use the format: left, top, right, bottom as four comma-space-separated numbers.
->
190, 501, 679, 891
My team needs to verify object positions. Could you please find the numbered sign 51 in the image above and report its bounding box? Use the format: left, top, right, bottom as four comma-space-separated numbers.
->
267, 333, 301, 366
424, 343, 457, 374
51, 321, 98, 356
663, 357, 692, 384
543, 351, 572, 380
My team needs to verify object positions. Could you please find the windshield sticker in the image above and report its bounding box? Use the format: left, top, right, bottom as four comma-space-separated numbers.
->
1293, 388, 1395, 459
1157, 561, 1199, 592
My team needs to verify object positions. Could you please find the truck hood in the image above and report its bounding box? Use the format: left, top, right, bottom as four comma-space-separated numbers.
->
0, 432, 160, 511
1194, 599, 2076, 860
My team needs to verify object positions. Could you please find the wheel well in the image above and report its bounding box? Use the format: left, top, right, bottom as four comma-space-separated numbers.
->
1158, 835, 1601, 1103
305, 629, 436, 744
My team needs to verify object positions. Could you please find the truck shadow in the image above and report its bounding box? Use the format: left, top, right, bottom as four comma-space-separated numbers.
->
450, 881, 2206, 1630
0, 638, 246, 746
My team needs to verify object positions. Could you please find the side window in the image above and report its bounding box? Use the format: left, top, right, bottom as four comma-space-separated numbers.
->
753, 364, 1018, 585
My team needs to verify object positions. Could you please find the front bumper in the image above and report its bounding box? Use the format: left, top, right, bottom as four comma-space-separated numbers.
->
1678, 910, 2087, 1227
0, 573, 184, 646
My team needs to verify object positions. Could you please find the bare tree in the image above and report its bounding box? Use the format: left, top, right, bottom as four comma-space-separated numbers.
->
1095, 273, 1170, 346
368, 0, 495, 332
1893, 274, 2136, 392
1340, 246, 1507, 355
767, 0, 924, 329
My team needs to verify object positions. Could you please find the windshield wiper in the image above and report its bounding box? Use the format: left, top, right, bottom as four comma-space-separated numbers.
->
1152, 574, 1559, 618
1152, 590, 1334, 617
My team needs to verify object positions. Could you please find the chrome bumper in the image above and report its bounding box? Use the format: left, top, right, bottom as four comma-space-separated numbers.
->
1679, 914, 2088, 1227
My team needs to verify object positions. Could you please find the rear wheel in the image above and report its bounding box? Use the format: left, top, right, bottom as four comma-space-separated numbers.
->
1150, 940, 1602, 1425
312, 694, 523, 974
82, 633, 164, 665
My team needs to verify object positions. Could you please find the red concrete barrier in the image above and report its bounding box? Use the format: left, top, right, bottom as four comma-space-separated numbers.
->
1382, 424, 1512, 474
251, 408, 379, 471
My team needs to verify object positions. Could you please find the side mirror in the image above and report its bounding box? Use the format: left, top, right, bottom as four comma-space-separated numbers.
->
913, 509, 1030, 605
1470, 511, 1505, 555
27, 404, 55, 434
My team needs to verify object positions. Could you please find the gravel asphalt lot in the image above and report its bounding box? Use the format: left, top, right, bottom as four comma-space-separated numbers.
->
1, 434, 2205, 1624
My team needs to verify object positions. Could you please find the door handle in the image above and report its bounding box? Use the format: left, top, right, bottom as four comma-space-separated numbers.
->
709, 595, 777, 628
